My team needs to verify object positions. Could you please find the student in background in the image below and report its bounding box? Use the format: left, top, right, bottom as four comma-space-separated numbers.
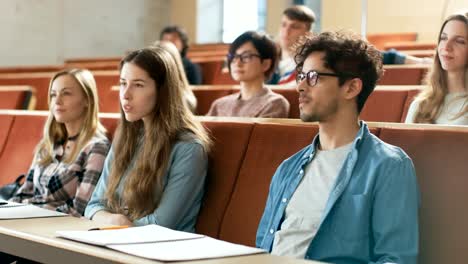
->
207, 31, 290, 118
405, 12, 467, 125
10, 69, 110, 217
160, 25, 203, 85
85, 47, 211, 232
152, 40, 197, 113
269, 5, 315, 87
257, 31, 419, 263
382, 49, 433, 65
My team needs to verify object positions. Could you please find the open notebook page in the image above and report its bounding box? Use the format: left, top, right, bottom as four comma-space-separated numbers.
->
56, 224, 203, 246
108, 236, 266, 261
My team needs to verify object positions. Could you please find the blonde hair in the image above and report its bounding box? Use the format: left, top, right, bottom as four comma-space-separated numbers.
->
35, 69, 107, 165
413, 13, 468, 123
105, 47, 211, 220
152, 40, 197, 113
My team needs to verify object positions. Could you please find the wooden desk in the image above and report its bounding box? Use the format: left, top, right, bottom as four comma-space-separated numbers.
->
0, 216, 319, 264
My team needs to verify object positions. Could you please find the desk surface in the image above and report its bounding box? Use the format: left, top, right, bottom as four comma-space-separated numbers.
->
0, 216, 321, 264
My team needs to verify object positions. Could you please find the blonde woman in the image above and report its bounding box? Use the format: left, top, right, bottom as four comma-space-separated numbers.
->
85, 47, 211, 232
10, 69, 110, 217
405, 12, 467, 125
153, 40, 197, 113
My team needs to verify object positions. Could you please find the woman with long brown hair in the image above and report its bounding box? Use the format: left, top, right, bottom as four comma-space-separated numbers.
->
405, 12, 467, 125
85, 47, 210, 232
10, 69, 110, 216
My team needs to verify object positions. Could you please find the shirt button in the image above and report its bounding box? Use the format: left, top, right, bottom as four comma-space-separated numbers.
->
269, 229, 274, 234
282, 198, 287, 203
299, 169, 304, 175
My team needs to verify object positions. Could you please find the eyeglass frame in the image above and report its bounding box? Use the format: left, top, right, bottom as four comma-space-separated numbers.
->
227, 52, 262, 64
296, 70, 357, 87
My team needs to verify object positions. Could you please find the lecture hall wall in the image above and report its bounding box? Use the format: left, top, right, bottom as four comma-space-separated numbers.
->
0, 0, 466, 67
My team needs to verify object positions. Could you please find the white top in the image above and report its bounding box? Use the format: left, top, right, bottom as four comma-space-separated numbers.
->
271, 142, 353, 258
277, 56, 297, 87
405, 92, 468, 125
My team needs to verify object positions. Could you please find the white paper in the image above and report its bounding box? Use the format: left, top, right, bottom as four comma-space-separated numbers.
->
56, 224, 203, 246
0, 204, 67, 219
108, 236, 266, 261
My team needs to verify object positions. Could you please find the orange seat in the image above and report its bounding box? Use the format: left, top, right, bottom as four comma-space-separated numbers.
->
0, 114, 15, 158
195, 121, 254, 238
0, 114, 47, 186
379, 66, 429, 85
0, 86, 36, 110
379, 126, 468, 264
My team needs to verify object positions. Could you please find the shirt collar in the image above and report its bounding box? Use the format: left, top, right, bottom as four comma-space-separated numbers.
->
301, 120, 369, 161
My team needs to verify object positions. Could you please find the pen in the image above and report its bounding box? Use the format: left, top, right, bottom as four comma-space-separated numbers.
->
0, 202, 8, 206
88, 225, 130, 231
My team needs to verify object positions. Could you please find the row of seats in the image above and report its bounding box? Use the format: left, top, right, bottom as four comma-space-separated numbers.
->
0, 110, 467, 263
190, 85, 422, 121
0, 71, 119, 110
0, 64, 430, 96
0, 66, 428, 117
0, 83, 422, 123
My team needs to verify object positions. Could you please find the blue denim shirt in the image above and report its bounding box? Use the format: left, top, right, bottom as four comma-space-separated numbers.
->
256, 122, 419, 264
85, 136, 208, 233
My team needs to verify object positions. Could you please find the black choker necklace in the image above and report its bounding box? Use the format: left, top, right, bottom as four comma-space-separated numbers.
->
67, 134, 79, 141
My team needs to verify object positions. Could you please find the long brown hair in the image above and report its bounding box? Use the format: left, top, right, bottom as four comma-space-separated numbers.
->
413, 13, 468, 123
105, 47, 211, 220
35, 69, 106, 165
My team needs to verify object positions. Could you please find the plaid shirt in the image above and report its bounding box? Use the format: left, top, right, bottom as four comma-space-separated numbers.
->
10, 135, 110, 217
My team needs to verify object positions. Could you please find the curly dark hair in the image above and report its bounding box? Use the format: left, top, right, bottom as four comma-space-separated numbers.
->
160, 25, 189, 58
294, 31, 383, 113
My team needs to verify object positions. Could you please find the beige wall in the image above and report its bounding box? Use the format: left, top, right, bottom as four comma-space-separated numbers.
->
323, 0, 467, 42
265, 0, 290, 37
0, 0, 171, 66
170, 0, 197, 42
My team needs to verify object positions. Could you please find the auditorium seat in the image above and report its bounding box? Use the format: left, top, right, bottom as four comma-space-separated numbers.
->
378, 65, 429, 85
0, 113, 46, 186
379, 125, 468, 264
195, 121, 254, 238
0, 86, 36, 110
0, 114, 15, 158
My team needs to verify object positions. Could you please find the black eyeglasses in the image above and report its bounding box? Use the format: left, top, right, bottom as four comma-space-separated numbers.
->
227, 52, 261, 64
296, 70, 343, 87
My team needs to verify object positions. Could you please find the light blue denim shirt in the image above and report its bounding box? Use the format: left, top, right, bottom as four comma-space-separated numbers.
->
256, 122, 419, 264
85, 134, 208, 233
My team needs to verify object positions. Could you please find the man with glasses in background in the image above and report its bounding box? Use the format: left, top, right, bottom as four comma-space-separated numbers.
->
256, 30, 419, 264
269, 5, 315, 87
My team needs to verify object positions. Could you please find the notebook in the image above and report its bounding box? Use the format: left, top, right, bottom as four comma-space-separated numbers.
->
0, 202, 67, 219
56, 224, 265, 261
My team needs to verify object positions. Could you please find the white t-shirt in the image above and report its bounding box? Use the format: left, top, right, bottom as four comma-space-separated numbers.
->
271, 142, 353, 258
277, 56, 297, 87
405, 92, 468, 125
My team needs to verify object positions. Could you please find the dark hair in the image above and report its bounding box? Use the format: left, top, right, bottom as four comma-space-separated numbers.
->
295, 31, 383, 113
227, 31, 278, 79
160, 25, 189, 57
283, 5, 316, 30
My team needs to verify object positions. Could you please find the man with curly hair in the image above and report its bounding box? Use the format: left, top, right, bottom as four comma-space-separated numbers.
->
257, 30, 419, 264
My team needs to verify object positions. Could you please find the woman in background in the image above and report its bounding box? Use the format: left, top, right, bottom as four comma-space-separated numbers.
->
405, 12, 467, 125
